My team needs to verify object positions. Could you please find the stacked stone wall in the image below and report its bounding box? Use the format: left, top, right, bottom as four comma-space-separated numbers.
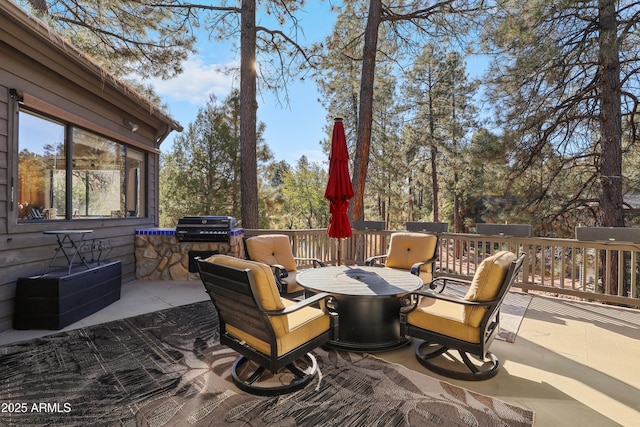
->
135, 231, 244, 280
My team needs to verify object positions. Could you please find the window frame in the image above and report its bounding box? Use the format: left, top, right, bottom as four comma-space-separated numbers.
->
9, 90, 151, 229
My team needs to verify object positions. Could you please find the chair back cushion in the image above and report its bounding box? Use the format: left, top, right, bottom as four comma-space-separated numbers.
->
463, 251, 516, 326
385, 232, 437, 279
204, 254, 329, 357
245, 234, 297, 272
205, 254, 285, 312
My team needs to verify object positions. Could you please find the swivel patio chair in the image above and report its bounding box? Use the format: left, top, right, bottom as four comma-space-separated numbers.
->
365, 231, 439, 283
244, 234, 326, 297
399, 251, 525, 381
197, 254, 337, 395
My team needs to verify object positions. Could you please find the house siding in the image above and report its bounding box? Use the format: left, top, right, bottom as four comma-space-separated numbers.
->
0, 84, 7, 230
0, 4, 178, 332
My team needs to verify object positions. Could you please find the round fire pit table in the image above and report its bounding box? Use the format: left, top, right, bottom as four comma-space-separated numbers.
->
296, 265, 422, 352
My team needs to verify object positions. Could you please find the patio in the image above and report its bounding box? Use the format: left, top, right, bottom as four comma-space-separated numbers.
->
1, 278, 638, 426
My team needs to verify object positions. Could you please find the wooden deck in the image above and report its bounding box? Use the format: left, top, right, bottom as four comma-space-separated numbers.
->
1, 279, 638, 426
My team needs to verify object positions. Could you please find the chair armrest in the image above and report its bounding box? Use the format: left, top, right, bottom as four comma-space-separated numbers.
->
401, 289, 498, 313
426, 274, 472, 293
365, 254, 387, 266
265, 292, 337, 316
409, 253, 438, 276
431, 273, 473, 284
264, 264, 287, 292
294, 257, 326, 267
418, 290, 495, 305
271, 264, 288, 278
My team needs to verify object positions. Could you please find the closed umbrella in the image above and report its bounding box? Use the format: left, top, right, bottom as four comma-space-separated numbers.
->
325, 118, 354, 265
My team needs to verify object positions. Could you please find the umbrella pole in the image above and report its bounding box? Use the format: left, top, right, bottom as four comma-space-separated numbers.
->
337, 239, 342, 266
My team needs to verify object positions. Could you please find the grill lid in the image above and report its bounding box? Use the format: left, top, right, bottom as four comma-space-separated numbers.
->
176, 216, 237, 242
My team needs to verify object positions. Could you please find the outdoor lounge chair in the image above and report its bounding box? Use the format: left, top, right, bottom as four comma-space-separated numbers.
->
365, 231, 439, 283
197, 254, 337, 395
399, 251, 525, 381
244, 234, 326, 297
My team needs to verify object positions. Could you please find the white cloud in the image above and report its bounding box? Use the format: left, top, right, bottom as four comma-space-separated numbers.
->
145, 56, 238, 105
286, 149, 328, 168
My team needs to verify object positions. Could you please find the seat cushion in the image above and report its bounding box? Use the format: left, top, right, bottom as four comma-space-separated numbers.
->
227, 299, 330, 356
385, 232, 437, 281
205, 254, 285, 312
408, 297, 481, 343
206, 254, 329, 357
463, 251, 516, 326
246, 234, 298, 272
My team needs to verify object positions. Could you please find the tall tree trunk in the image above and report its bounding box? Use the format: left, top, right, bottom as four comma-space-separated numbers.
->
232, 95, 241, 218
408, 175, 414, 220
598, 0, 624, 295
428, 67, 439, 223
431, 145, 438, 221
240, 0, 259, 228
349, 0, 382, 221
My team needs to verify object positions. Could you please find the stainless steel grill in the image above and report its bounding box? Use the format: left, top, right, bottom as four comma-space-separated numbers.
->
175, 216, 237, 242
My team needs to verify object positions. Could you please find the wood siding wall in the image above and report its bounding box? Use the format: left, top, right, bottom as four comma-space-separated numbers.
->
0, 28, 166, 332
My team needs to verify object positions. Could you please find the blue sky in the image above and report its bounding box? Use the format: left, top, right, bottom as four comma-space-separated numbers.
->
146, 3, 338, 166
145, 3, 490, 167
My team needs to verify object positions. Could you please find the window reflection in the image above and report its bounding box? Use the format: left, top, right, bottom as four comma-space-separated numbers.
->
17, 112, 66, 220
126, 148, 145, 217
72, 129, 123, 218
17, 110, 146, 221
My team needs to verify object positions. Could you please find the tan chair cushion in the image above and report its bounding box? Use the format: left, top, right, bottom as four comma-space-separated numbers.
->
205, 254, 285, 312
385, 232, 437, 282
463, 251, 516, 326
246, 234, 297, 272
408, 297, 481, 343
226, 298, 329, 356
205, 254, 329, 357
407, 250, 517, 342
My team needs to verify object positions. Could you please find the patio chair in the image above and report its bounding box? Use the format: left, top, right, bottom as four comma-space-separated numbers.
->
197, 254, 337, 396
364, 231, 439, 283
399, 251, 525, 381
244, 234, 326, 297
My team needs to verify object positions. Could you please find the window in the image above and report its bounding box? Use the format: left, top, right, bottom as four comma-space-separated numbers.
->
17, 109, 146, 222
17, 112, 66, 220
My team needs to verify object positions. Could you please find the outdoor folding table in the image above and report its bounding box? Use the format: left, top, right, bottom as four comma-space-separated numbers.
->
43, 229, 93, 275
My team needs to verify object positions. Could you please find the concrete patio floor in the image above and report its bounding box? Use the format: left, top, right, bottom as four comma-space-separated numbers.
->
1, 279, 638, 426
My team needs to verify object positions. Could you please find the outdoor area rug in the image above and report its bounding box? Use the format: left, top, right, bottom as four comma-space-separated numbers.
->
0, 301, 534, 427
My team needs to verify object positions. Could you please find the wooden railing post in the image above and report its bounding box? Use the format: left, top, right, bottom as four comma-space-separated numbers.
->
243, 228, 640, 307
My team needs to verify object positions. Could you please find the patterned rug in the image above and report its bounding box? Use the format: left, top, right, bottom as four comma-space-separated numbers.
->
0, 302, 534, 426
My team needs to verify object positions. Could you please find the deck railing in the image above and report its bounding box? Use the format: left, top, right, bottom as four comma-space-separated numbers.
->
243, 228, 640, 308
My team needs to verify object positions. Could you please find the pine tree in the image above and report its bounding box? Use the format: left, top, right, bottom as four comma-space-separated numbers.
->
21, 0, 316, 229
159, 90, 271, 227
281, 156, 329, 229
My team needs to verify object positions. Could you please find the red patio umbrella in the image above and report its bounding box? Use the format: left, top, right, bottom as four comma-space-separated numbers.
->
325, 118, 354, 265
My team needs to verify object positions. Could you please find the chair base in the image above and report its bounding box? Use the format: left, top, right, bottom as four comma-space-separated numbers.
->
415, 341, 500, 381
326, 337, 412, 353
231, 353, 318, 396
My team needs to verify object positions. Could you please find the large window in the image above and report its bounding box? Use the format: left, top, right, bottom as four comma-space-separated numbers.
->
17, 109, 146, 221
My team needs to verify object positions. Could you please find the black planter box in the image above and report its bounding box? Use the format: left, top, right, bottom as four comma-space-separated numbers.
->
14, 261, 122, 330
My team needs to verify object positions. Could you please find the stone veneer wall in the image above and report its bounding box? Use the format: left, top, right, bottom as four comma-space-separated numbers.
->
135, 228, 244, 280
